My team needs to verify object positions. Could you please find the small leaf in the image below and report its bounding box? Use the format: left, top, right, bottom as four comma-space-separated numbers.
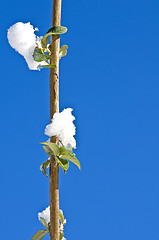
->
40, 159, 50, 177
66, 144, 76, 157
46, 26, 67, 36
67, 149, 76, 158
40, 64, 56, 69
59, 45, 68, 59
61, 154, 81, 170
40, 217, 49, 231
43, 145, 53, 155
58, 157, 69, 173
33, 47, 50, 62
41, 26, 67, 48
41, 142, 60, 156
31, 230, 48, 240
59, 211, 65, 225
59, 146, 68, 156
60, 231, 64, 240
41, 38, 49, 49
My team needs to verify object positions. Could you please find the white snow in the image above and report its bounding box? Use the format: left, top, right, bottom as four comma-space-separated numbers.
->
38, 206, 66, 228
45, 108, 76, 148
7, 22, 45, 70
38, 206, 50, 224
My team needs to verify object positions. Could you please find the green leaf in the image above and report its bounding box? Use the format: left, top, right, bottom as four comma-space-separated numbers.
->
40, 64, 56, 69
66, 144, 76, 157
40, 217, 49, 231
67, 149, 76, 158
41, 26, 67, 48
43, 145, 53, 155
58, 157, 69, 173
60, 154, 81, 170
59, 45, 68, 59
59, 211, 65, 225
31, 230, 48, 240
41, 142, 60, 156
33, 47, 50, 62
59, 146, 68, 156
59, 231, 64, 240
41, 38, 48, 49
46, 26, 67, 35
40, 159, 50, 177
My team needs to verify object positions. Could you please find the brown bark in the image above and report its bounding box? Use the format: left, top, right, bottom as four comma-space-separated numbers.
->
49, 0, 62, 240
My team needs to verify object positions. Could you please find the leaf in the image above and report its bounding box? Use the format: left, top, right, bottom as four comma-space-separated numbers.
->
60, 154, 81, 170
40, 217, 49, 231
41, 142, 60, 156
43, 145, 53, 155
59, 45, 68, 59
46, 26, 67, 36
40, 159, 50, 177
59, 231, 64, 240
59, 146, 68, 156
33, 47, 50, 62
58, 157, 69, 173
67, 149, 76, 158
31, 230, 48, 240
41, 26, 67, 48
40, 64, 56, 69
66, 144, 76, 157
59, 211, 65, 225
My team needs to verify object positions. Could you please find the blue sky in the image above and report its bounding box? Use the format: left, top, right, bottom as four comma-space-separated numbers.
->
1, 0, 159, 239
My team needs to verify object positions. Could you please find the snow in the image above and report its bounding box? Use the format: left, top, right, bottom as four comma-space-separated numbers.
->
38, 206, 50, 224
7, 22, 45, 70
38, 206, 66, 228
45, 108, 76, 148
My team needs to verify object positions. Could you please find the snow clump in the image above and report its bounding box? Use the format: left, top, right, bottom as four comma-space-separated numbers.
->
38, 206, 66, 226
7, 22, 45, 70
38, 206, 50, 224
45, 108, 76, 148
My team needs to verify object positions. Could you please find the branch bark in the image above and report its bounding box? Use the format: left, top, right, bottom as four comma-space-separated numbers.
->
49, 0, 62, 240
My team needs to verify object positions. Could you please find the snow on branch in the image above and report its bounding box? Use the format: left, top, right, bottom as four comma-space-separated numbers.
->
38, 206, 66, 240
38, 206, 50, 224
45, 108, 76, 148
7, 22, 47, 70
7, 22, 68, 71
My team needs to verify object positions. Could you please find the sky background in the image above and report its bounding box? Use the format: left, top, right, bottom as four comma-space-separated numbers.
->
1, 0, 159, 239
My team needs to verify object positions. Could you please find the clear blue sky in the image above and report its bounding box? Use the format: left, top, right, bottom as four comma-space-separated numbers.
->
1, 0, 159, 239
